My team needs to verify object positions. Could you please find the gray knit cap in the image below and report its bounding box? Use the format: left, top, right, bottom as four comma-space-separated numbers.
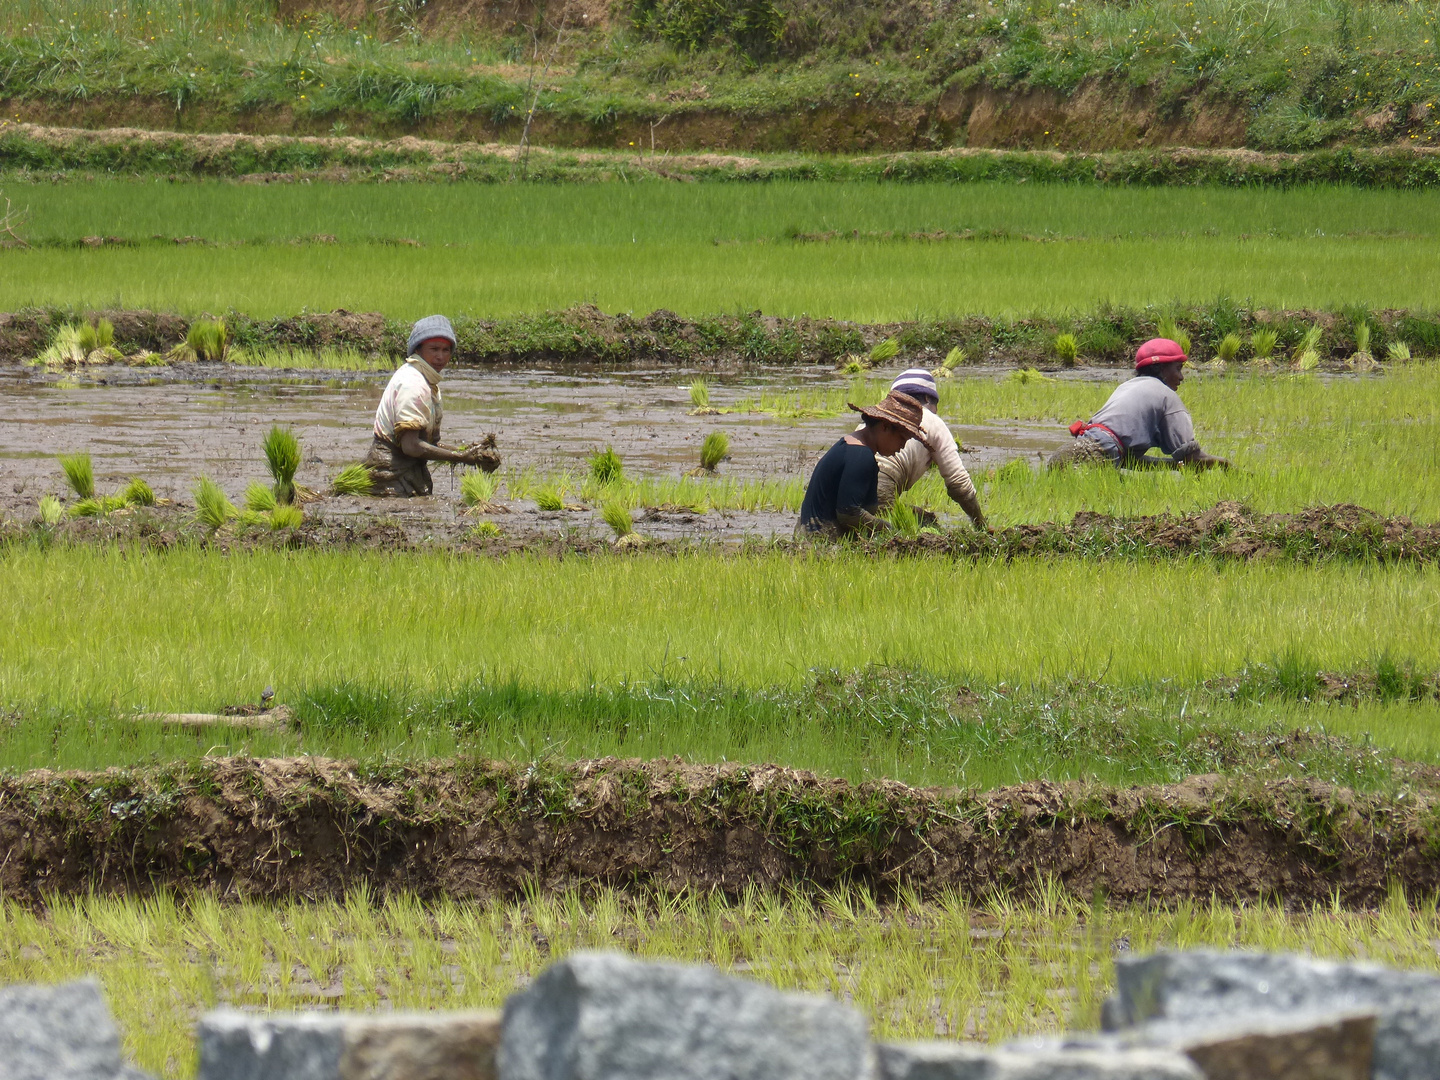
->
407, 314, 456, 357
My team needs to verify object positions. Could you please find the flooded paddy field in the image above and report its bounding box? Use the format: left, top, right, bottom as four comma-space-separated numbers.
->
0, 360, 1077, 541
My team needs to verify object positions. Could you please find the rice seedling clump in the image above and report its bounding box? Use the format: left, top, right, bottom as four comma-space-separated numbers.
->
331, 464, 374, 497
589, 446, 624, 485
193, 476, 237, 530
263, 426, 302, 504
700, 431, 730, 471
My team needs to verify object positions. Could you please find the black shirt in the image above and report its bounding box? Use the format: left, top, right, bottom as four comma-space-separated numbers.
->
799, 438, 879, 533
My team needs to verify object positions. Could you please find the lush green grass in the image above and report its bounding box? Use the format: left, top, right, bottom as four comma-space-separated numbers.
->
16, 180, 1440, 245
9, 884, 1440, 1078
5, 0, 1440, 152
2, 544, 1437, 705
10, 235, 1440, 319
5, 665, 1432, 791
5, 180, 1440, 317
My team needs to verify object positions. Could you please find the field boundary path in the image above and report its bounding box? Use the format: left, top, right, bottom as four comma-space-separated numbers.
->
4, 757, 1437, 908
9, 123, 1440, 187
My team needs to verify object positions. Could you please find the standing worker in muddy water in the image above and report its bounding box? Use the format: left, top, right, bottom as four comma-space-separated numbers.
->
798, 390, 926, 538
365, 315, 500, 496
1049, 338, 1231, 471
865, 369, 988, 531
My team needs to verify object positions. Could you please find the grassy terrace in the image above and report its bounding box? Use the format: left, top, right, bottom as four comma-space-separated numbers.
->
5, 0, 1440, 151
6, 180, 1440, 315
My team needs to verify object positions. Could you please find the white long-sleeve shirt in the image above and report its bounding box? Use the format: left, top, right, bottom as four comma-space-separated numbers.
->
860, 408, 978, 505
373, 356, 443, 446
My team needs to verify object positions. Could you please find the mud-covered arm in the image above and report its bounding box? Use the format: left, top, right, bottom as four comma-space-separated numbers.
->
398, 430, 496, 468
920, 418, 985, 528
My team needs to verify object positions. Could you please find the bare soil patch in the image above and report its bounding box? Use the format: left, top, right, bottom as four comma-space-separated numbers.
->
2, 757, 1436, 907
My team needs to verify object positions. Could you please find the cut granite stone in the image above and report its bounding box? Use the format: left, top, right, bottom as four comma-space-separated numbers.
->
499, 951, 870, 1080
1102, 951, 1440, 1080
0, 979, 153, 1080
197, 1008, 499, 1080
877, 1040, 1203, 1080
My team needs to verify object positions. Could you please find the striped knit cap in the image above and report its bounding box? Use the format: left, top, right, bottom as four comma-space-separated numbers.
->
407, 314, 456, 357
890, 368, 938, 402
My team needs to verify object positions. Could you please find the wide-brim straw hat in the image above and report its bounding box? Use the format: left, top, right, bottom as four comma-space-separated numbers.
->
848, 390, 925, 439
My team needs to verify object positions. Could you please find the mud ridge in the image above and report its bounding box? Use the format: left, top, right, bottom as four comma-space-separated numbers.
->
2, 757, 1436, 908
886, 502, 1440, 564
8, 502, 1437, 565
10, 122, 1440, 183
4, 303, 1438, 369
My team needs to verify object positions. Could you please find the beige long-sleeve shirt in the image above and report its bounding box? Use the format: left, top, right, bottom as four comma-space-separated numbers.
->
862, 407, 978, 508
373, 356, 443, 446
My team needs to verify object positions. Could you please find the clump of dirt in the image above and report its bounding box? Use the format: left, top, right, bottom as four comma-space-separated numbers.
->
1, 757, 1436, 908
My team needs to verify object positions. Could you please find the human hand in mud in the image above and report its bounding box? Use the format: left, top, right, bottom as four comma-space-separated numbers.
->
914, 507, 939, 528
459, 445, 502, 472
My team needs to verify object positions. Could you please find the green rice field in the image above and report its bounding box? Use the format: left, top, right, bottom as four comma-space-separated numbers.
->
5, 181, 1440, 316
9, 885, 1440, 1078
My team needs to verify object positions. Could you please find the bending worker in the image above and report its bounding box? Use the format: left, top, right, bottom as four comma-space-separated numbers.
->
798, 390, 925, 537
1049, 337, 1231, 470
365, 315, 500, 496
867, 369, 987, 530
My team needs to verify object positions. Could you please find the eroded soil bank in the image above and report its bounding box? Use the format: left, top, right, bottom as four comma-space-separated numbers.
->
2, 757, 1436, 908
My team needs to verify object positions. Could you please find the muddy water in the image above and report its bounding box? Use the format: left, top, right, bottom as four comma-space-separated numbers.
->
0, 362, 1075, 539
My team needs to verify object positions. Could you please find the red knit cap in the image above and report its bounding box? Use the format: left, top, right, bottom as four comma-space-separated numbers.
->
1135, 337, 1188, 368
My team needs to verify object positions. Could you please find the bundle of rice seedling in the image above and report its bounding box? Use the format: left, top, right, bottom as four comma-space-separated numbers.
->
37, 495, 63, 525
1007, 368, 1052, 385
75, 318, 120, 363
193, 476, 237, 530
932, 346, 965, 378
688, 378, 714, 414
58, 453, 94, 499
535, 488, 565, 511
1052, 333, 1079, 365
262, 426, 301, 503
1388, 340, 1412, 362
245, 481, 278, 512
37, 325, 86, 367
887, 500, 920, 538
331, 463, 374, 496
1292, 324, 1322, 371
868, 337, 901, 365
1156, 316, 1192, 356
270, 504, 303, 529
589, 446, 623, 485
1250, 327, 1279, 360
601, 499, 633, 538
1217, 333, 1242, 362
1347, 320, 1377, 371
461, 469, 502, 511
699, 431, 729, 472
168, 318, 228, 363
470, 521, 502, 540
120, 477, 155, 507
68, 498, 103, 517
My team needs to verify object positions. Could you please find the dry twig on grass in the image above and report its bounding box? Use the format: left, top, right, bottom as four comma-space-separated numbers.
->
0, 191, 28, 248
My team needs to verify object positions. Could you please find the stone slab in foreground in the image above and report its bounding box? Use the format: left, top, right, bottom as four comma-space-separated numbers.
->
197, 1009, 499, 1080
1102, 950, 1440, 1080
0, 979, 153, 1080
877, 1041, 1203, 1080
498, 950, 871, 1080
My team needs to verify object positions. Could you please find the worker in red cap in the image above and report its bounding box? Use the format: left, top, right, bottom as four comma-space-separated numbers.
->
1049, 337, 1231, 470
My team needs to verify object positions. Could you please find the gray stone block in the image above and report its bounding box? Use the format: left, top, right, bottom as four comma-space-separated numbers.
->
499, 951, 871, 1080
197, 1008, 499, 1080
877, 1040, 1203, 1080
1102, 951, 1440, 1080
0, 979, 153, 1080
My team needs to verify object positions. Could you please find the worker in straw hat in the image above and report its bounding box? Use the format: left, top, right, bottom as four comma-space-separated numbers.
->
364, 315, 501, 496
1048, 337, 1231, 471
798, 390, 927, 537
861, 368, 987, 531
